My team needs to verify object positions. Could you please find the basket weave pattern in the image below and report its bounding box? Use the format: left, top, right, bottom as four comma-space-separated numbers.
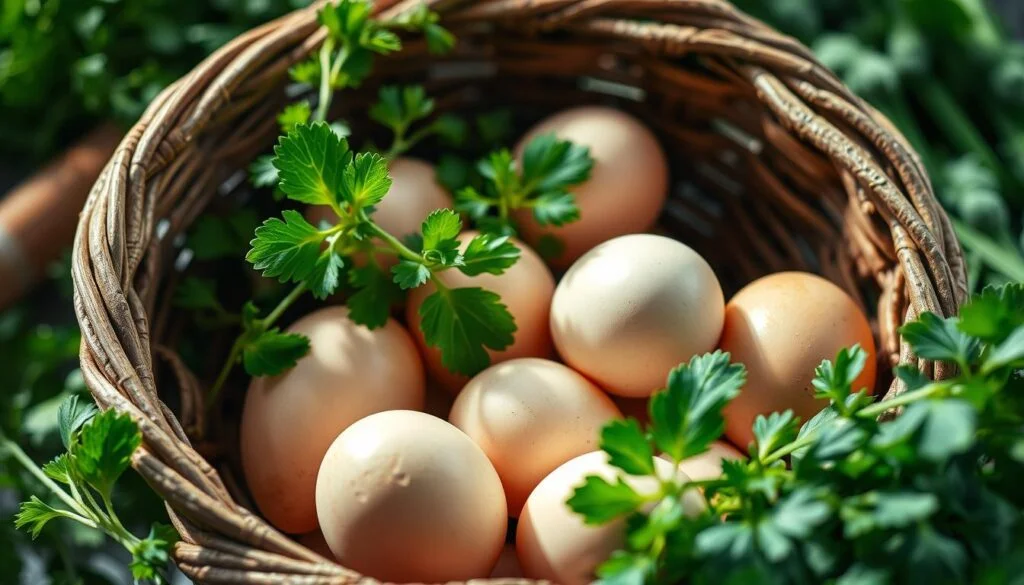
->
72, 1, 968, 583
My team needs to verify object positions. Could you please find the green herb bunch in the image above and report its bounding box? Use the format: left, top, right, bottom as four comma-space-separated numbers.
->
3, 396, 176, 583
570, 283, 1024, 585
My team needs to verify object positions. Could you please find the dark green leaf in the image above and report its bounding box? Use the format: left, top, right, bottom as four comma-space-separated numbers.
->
899, 312, 979, 364
812, 345, 869, 402
566, 474, 645, 525
273, 122, 350, 206
421, 209, 462, 266
370, 85, 433, 132
42, 454, 75, 486
246, 210, 327, 285
433, 114, 468, 147
347, 265, 403, 329
307, 247, 346, 300
772, 489, 831, 538
57, 394, 98, 450
894, 364, 931, 392
130, 523, 176, 582
392, 260, 431, 290
424, 23, 456, 55
437, 156, 476, 193
242, 329, 311, 377
914, 400, 976, 462
532, 191, 580, 227
650, 351, 746, 461
418, 287, 516, 376
459, 234, 520, 276
73, 409, 142, 497
601, 418, 657, 476
520, 133, 595, 194
695, 522, 755, 560
453, 186, 492, 220
842, 491, 938, 538
250, 155, 280, 189
341, 152, 391, 209
905, 526, 967, 583
174, 277, 222, 312
476, 110, 514, 145
753, 410, 799, 462
792, 406, 839, 464
984, 327, 1024, 372
958, 283, 1024, 343
836, 565, 890, 585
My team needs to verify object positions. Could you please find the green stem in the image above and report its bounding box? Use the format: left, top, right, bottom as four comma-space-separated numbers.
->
260, 283, 308, 329
1, 438, 91, 518
314, 38, 336, 123
952, 218, 1024, 282
365, 220, 424, 263
207, 337, 245, 407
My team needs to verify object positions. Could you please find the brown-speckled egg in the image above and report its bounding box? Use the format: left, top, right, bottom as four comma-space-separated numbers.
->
315, 410, 507, 582
512, 107, 669, 268
550, 234, 725, 398
407, 231, 555, 393
449, 358, 623, 516
517, 451, 704, 585
306, 157, 450, 269
240, 306, 425, 534
720, 272, 877, 448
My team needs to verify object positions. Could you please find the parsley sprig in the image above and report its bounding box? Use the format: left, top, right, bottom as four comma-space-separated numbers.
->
570, 283, 1024, 585
455, 133, 595, 236
3, 396, 176, 583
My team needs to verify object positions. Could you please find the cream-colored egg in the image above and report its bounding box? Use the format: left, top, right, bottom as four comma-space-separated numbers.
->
550, 234, 725, 398
517, 451, 704, 585
315, 410, 507, 583
720, 272, 877, 448
240, 306, 425, 534
449, 358, 623, 516
306, 157, 450, 269
512, 107, 669, 268
660, 441, 745, 481
407, 231, 555, 393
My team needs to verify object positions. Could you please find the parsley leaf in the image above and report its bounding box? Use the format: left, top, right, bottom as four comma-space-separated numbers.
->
421, 209, 462, 267
242, 328, 311, 377
57, 395, 98, 450
307, 246, 346, 300
392, 260, 431, 290
370, 85, 434, 133
531, 191, 580, 227
130, 524, 177, 582
73, 409, 142, 498
649, 351, 746, 462
983, 327, 1024, 372
520, 132, 595, 194
958, 283, 1024, 343
250, 154, 280, 189
418, 287, 516, 376
812, 345, 868, 403
347, 265, 403, 329
459, 234, 520, 276
277, 101, 311, 133
753, 411, 800, 461
899, 311, 980, 365
14, 497, 66, 539
601, 418, 657, 476
246, 210, 327, 285
341, 152, 391, 209
273, 122, 349, 206
567, 475, 646, 525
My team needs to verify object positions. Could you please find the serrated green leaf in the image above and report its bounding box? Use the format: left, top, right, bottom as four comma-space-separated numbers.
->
278, 101, 311, 133
308, 247, 346, 300
532, 191, 580, 226
792, 406, 839, 464
899, 311, 980, 365
753, 410, 800, 461
983, 327, 1024, 372
250, 155, 280, 189
650, 352, 746, 462
894, 364, 931, 392
694, 521, 755, 560
453, 186, 492, 220
772, 489, 831, 539
130, 523, 176, 582
173, 277, 222, 313
273, 122, 350, 206
459, 234, 520, 276
958, 283, 1024, 343
365, 28, 401, 54
242, 329, 311, 377
424, 22, 456, 54
418, 287, 516, 376
420, 209, 462, 266
567, 474, 645, 525
73, 409, 141, 498
478, 150, 519, 195
601, 418, 656, 476
370, 85, 434, 131
392, 260, 431, 290
597, 551, 657, 585
290, 58, 320, 85
842, 491, 938, 538
57, 394, 98, 450
15, 497, 65, 539
341, 152, 391, 209
520, 132, 594, 194
246, 210, 328, 285
42, 454, 75, 486
812, 345, 868, 403
347, 265, 403, 329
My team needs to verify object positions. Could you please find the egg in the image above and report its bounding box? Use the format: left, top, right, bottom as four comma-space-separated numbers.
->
517, 451, 705, 585
512, 106, 669, 268
449, 358, 623, 516
315, 410, 507, 582
550, 234, 725, 398
407, 231, 556, 393
306, 157, 450, 269
240, 306, 425, 534
490, 544, 524, 579
660, 441, 745, 481
719, 272, 877, 448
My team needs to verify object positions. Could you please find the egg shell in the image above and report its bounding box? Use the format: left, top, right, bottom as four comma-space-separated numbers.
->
719, 272, 877, 448
240, 306, 425, 534
449, 358, 623, 516
517, 451, 705, 585
315, 410, 507, 583
306, 157, 450, 270
407, 231, 556, 393
550, 233, 725, 397
490, 544, 524, 579
512, 107, 669, 268
660, 441, 745, 482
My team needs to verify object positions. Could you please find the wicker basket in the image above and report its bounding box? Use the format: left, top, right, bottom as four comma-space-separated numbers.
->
72, 0, 969, 583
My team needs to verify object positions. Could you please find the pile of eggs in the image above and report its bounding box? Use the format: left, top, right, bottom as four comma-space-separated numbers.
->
240, 107, 877, 584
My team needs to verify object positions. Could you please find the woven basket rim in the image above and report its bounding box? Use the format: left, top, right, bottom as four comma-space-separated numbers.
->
71, 1, 968, 583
